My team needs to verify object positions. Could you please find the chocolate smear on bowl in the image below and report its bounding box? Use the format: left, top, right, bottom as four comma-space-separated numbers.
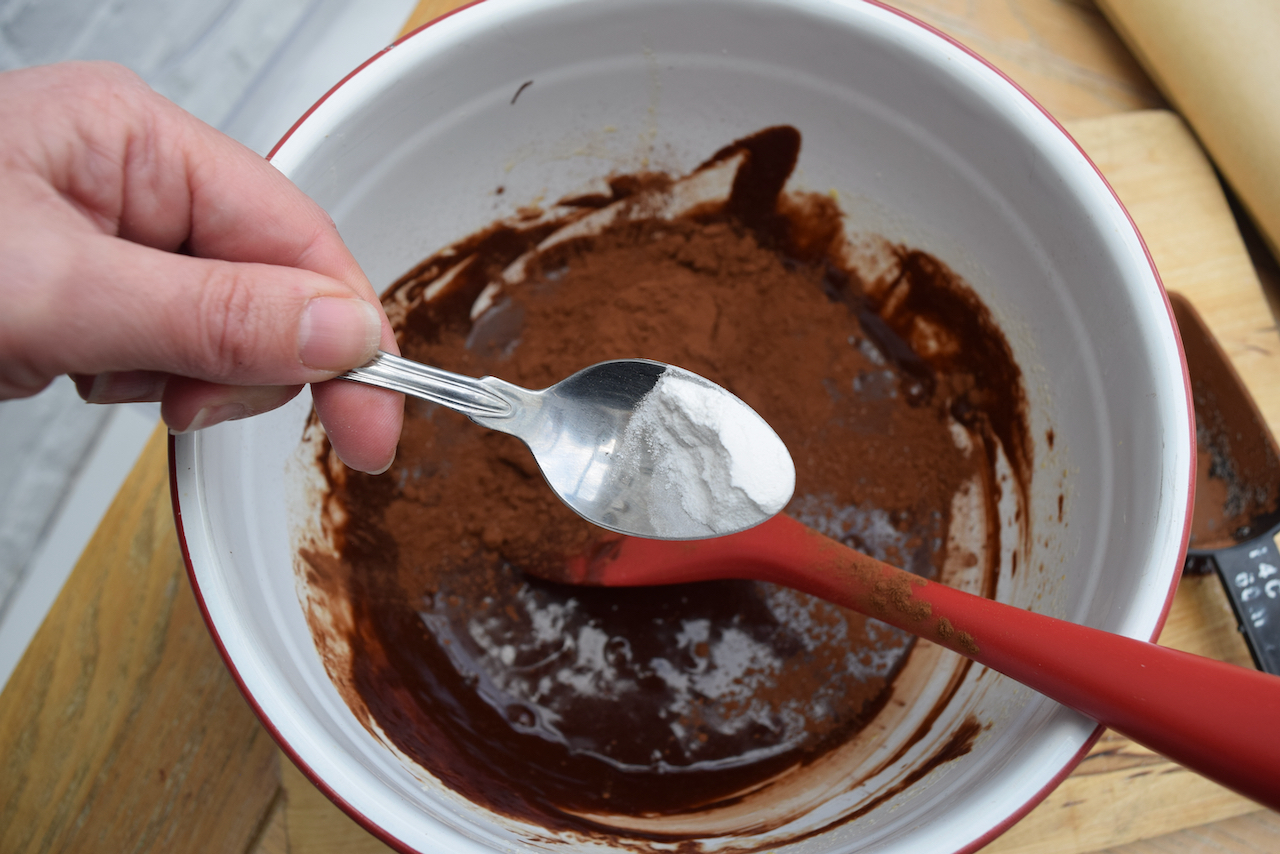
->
1173, 293, 1280, 674
1172, 294, 1280, 552
298, 126, 1030, 842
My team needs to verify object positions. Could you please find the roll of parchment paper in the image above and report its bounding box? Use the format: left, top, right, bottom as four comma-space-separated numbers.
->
1097, 0, 1280, 257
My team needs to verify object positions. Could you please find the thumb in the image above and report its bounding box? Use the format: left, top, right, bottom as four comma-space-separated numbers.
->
10, 231, 385, 389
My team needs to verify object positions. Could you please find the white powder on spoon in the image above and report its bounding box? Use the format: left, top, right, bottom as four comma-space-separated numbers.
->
619, 369, 796, 539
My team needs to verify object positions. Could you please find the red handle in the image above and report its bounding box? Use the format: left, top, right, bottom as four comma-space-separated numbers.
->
576, 515, 1280, 810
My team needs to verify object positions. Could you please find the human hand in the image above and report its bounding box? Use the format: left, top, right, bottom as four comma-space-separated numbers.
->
0, 61, 402, 474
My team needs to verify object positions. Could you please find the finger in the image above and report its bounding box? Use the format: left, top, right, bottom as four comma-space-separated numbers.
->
74, 370, 168, 403
6, 231, 383, 388
162, 377, 302, 433
311, 380, 403, 475
311, 285, 404, 474
160, 374, 402, 476
92, 234, 402, 473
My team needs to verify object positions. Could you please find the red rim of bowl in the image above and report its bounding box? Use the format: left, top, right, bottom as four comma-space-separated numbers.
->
170, 2, 1197, 852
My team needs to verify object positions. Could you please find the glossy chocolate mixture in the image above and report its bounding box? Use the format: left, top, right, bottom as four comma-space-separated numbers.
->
300, 127, 1029, 838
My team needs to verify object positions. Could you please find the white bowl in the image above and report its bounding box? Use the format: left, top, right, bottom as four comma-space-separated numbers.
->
171, 0, 1193, 851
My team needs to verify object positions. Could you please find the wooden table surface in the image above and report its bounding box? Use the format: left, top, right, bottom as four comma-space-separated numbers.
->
3, 2, 1279, 852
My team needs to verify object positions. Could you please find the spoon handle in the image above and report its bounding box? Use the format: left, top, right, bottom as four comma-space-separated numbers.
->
576, 514, 1280, 810
340, 351, 513, 419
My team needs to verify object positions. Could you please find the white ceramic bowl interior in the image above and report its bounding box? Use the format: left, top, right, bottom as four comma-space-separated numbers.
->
171, 0, 1193, 851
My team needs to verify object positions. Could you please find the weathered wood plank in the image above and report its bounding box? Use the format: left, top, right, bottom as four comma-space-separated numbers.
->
0, 426, 281, 854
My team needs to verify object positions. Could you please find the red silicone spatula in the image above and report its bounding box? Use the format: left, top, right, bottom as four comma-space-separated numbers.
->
558, 513, 1280, 810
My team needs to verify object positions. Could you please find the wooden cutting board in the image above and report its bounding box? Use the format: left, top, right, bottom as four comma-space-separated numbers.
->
1, 13, 1278, 854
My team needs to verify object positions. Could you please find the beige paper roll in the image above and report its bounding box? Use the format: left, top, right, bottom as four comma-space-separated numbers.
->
1096, 0, 1280, 257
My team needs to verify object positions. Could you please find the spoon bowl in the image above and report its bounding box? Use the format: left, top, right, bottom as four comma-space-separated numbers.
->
340, 352, 795, 539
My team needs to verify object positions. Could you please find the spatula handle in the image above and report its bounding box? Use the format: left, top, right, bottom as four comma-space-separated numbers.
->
579, 514, 1280, 810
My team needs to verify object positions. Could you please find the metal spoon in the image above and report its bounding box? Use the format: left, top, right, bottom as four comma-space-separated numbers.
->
339, 351, 794, 539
